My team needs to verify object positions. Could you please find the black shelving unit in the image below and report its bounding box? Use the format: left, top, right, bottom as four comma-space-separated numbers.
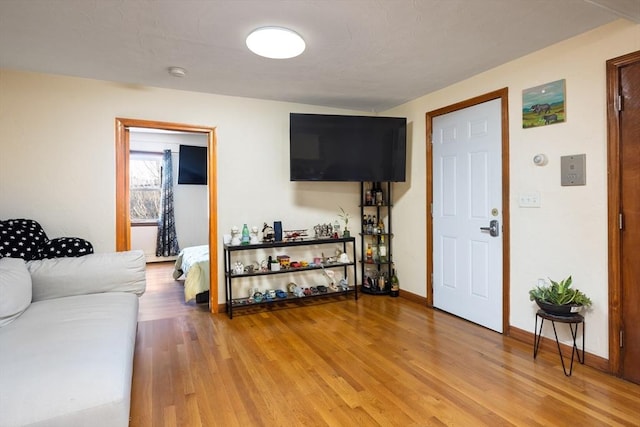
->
224, 237, 357, 318
360, 182, 393, 295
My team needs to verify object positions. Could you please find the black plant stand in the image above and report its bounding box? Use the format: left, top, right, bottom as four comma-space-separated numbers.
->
533, 310, 585, 376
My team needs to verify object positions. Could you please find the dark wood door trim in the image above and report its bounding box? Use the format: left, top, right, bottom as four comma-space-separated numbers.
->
607, 50, 640, 376
115, 118, 219, 313
425, 88, 510, 334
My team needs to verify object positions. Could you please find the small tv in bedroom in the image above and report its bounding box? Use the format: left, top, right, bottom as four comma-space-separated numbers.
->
289, 113, 407, 182
177, 145, 207, 185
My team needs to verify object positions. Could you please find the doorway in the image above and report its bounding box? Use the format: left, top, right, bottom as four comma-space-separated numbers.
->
426, 88, 510, 333
115, 118, 219, 313
607, 50, 640, 384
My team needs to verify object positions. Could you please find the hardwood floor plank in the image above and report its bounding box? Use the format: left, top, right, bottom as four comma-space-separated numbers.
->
130, 263, 640, 426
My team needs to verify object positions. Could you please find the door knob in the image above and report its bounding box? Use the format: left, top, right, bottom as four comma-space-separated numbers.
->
480, 219, 499, 237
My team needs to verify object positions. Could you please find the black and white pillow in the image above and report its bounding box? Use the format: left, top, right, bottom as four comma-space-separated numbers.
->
0, 219, 49, 261
41, 237, 94, 259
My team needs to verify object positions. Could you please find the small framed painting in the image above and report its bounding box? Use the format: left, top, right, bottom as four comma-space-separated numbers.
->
522, 79, 566, 128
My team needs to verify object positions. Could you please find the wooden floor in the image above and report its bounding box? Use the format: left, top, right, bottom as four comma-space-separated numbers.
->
130, 263, 640, 426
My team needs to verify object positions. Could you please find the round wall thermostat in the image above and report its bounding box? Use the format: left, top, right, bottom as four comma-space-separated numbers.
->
533, 154, 548, 166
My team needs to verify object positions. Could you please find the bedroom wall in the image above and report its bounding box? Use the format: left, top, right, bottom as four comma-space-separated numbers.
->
382, 19, 640, 359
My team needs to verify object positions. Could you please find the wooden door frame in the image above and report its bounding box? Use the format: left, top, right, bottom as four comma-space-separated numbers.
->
425, 88, 511, 334
115, 118, 219, 313
607, 50, 640, 375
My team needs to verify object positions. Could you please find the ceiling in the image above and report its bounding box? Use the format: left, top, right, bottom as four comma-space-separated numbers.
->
0, 0, 638, 112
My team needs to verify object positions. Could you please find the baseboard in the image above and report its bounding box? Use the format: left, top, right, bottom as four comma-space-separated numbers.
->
397, 288, 429, 306
508, 325, 610, 372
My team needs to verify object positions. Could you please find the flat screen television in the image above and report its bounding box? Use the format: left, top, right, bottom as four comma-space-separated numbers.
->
289, 113, 407, 182
177, 145, 207, 185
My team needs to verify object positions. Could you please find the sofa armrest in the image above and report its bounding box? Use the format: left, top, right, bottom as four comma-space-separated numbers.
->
27, 250, 146, 302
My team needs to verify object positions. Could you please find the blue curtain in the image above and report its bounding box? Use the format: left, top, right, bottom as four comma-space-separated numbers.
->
156, 149, 180, 257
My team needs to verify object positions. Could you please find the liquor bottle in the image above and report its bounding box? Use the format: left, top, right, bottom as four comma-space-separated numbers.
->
377, 272, 386, 292
375, 182, 384, 205
362, 214, 368, 233
378, 235, 387, 263
372, 215, 377, 234
378, 218, 385, 234
366, 215, 373, 234
390, 269, 399, 297
241, 224, 250, 245
365, 243, 373, 262
365, 182, 373, 206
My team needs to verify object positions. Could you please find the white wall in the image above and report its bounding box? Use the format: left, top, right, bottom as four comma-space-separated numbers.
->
383, 19, 640, 358
1, 19, 638, 359
129, 130, 209, 260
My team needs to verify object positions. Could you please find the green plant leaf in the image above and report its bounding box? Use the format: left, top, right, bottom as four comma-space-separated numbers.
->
528, 275, 591, 307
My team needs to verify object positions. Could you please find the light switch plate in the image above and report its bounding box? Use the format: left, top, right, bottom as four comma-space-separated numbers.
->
518, 192, 541, 208
561, 154, 586, 186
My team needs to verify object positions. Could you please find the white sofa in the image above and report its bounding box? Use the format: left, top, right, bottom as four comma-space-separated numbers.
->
0, 250, 146, 427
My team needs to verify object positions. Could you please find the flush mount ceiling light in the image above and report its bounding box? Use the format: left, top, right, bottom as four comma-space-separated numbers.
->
246, 27, 305, 59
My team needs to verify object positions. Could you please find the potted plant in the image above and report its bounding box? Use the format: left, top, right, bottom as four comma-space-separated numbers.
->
338, 207, 351, 238
529, 276, 592, 316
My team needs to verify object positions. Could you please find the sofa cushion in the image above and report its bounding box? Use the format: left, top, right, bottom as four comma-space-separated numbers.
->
0, 218, 49, 261
0, 257, 32, 327
0, 292, 139, 427
28, 250, 146, 302
40, 237, 94, 259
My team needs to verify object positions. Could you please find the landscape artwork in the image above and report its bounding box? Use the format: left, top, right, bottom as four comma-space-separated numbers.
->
522, 79, 566, 128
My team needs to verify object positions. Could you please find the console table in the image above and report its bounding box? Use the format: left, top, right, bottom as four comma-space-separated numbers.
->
533, 309, 585, 376
223, 237, 357, 318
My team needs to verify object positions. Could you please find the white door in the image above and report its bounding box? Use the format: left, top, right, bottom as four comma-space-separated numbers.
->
432, 98, 503, 332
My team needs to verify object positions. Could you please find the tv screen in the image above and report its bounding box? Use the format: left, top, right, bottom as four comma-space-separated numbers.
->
289, 113, 407, 182
177, 145, 207, 185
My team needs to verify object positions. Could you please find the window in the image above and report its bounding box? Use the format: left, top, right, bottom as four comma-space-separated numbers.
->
130, 151, 163, 225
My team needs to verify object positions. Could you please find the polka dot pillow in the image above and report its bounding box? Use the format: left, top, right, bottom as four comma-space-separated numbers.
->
0, 219, 48, 261
41, 237, 94, 259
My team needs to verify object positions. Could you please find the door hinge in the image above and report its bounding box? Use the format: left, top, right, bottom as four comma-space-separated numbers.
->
430, 202, 434, 217
616, 94, 623, 112
619, 213, 624, 230
620, 329, 624, 348
431, 272, 434, 285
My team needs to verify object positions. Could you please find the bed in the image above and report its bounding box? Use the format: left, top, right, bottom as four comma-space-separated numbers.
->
172, 245, 210, 303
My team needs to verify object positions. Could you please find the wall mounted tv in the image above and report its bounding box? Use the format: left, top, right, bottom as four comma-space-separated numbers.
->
289, 113, 407, 182
177, 145, 207, 185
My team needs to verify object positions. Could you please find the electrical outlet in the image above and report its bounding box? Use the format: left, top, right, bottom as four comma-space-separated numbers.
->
518, 192, 541, 208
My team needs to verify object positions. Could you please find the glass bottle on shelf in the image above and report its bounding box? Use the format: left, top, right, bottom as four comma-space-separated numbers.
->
372, 215, 378, 234
377, 272, 386, 292
365, 183, 373, 206
362, 214, 368, 233
241, 224, 250, 245
379, 235, 387, 263
366, 243, 373, 262
375, 182, 384, 205
378, 218, 385, 234
366, 215, 373, 234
